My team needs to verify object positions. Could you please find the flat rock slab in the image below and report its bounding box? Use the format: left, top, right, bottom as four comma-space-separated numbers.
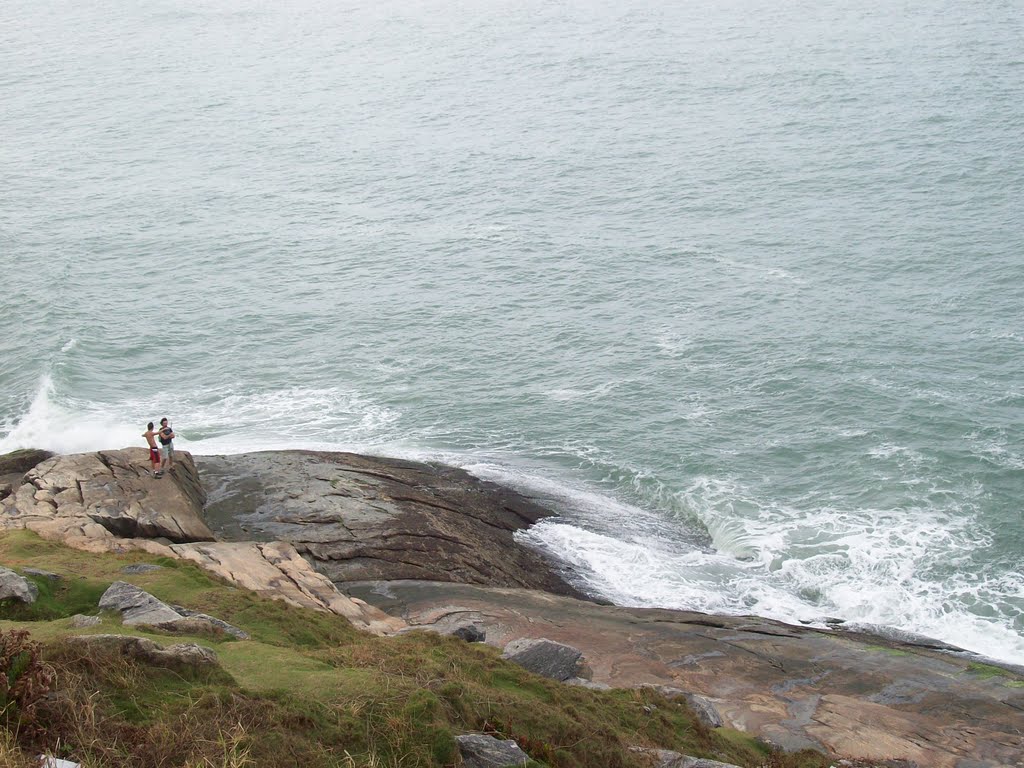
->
197, 451, 584, 597
345, 580, 1024, 768
170, 540, 405, 635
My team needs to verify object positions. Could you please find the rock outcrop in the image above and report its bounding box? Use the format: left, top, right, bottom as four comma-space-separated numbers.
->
7, 447, 1024, 767
0, 449, 213, 548
197, 451, 584, 598
0, 450, 405, 635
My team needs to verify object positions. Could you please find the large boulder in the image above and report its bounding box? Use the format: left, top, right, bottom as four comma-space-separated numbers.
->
455, 734, 529, 768
501, 638, 589, 682
0, 449, 214, 546
0, 566, 38, 604
99, 581, 182, 625
97, 581, 249, 638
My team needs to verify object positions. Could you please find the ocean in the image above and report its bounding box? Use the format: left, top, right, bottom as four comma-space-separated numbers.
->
1, 0, 1022, 664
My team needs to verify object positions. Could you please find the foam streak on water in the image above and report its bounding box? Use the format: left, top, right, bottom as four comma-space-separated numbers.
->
1, 0, 1022, 664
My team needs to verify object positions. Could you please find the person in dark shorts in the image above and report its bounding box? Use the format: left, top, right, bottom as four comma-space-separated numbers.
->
142, 422, 161, 475
157, 417, 176, 476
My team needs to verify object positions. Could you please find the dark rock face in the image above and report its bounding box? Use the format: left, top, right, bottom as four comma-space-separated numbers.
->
452, 625, 486, 643
501, 638, 589, 682
0, 448, 53, 477
197, 451, 584, 597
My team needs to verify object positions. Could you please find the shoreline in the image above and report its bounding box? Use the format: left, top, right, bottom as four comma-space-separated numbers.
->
2, 447, 1024, 764
2, 445, 1018, 668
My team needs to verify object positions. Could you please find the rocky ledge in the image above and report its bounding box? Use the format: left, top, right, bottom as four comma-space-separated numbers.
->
2, 448, 1023, 767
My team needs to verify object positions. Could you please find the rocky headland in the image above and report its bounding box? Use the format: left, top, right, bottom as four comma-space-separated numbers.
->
1, 447, 1022, 768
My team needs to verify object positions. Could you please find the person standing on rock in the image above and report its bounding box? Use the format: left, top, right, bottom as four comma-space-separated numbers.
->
142, 422, 161, 475
157, 417, 176, 477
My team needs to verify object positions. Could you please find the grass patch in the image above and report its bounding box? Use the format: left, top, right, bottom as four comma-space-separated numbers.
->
964, 662, 1024, 685
862, 645, 910, 657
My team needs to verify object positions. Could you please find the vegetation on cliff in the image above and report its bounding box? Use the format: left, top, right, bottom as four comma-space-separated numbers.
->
0, 530, 830, 768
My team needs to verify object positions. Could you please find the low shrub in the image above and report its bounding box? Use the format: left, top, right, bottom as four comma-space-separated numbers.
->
0, 628, 54, 739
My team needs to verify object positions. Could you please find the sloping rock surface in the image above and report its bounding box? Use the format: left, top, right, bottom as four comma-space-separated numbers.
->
345, 580, 1024, 768
198, 451, 583, 597
169, 540, 405, 635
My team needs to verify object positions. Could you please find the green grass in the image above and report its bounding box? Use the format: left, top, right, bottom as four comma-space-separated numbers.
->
0, 530, 836, 768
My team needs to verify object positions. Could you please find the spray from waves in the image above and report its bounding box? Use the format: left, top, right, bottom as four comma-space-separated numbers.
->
0, 376, 407, 457
0, 375, 142, 455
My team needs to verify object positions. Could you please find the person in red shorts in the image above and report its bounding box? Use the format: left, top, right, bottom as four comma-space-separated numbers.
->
142, 422, 161, 476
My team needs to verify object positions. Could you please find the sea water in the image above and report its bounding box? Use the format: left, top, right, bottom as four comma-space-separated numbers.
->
1, 0, 1022, 664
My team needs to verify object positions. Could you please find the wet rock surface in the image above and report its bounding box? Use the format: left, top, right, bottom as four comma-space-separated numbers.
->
197, 451, 585, 598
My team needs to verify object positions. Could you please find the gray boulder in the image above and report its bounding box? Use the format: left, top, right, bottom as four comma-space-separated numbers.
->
683, 693, 723, 729
0, 483, 11, 501
70, 614, 102, 628
99, 581, 182, 625
455, 734, 529, 768
66, 634, 218, 669
171, 605, 250, 640
121, 564, 164, 574
646, 686, 723, 729
631, 748, 741, 768
23, 567, 60, 581
0, 566, 38, 603
501, 637, 589, 682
